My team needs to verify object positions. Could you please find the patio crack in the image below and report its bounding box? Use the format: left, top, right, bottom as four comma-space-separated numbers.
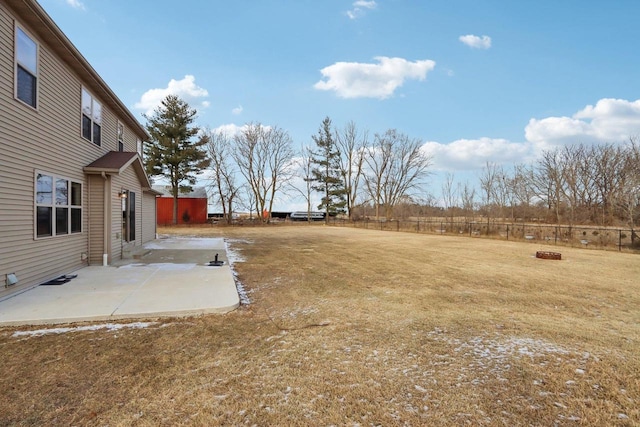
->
110, 266, 163, 317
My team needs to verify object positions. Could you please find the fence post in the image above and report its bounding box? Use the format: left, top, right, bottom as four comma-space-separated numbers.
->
619, 229, 622, 252
506, 224, 509, 240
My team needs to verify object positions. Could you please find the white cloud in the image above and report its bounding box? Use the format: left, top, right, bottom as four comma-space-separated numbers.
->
65, 0, 85, 10
212, 123, 246, 138
347, 0, 377, 20
212, 123, 272, 138
525, 98, 640, 149
459, 34, 492, 49
314, 56, 436, 99
425, 98, 640, 173
135, 75, 209, 116
232, 105, 243, 115
354, 0, 377, 7
422, 137, 534, 171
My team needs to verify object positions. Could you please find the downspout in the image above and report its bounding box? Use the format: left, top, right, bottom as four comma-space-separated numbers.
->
86, 175, 90, 265
101, 172, 109, 266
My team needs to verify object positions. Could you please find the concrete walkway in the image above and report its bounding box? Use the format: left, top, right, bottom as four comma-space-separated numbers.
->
0, 237, 240, 326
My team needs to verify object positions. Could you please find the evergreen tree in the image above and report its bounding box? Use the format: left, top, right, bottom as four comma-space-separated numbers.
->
144, 95, 210, 224
310, 117, 346, 222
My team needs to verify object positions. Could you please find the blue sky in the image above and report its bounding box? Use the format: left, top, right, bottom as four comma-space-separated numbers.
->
40, 0, 640, 209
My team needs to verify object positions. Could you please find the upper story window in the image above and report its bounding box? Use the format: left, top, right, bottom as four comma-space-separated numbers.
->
35, 172, 82, 238
81, 88, 102, 146
137, 138, 142, 156
15, 26, 38, 108
117, 122, 124, 151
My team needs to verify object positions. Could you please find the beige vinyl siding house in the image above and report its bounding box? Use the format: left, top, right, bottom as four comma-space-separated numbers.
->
0, 0, 159, 299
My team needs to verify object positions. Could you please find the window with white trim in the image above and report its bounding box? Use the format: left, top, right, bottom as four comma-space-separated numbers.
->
121, 190, 136, 242
81, 88, 102, 146
136, 138, 142, 156
15, 26, 38, 108
117, 121, 124, 151
36, 172, 82, 238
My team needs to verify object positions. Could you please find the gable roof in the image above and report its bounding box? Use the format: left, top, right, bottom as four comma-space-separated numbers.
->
5, 0, 150, 141
152, 185, 208, 199
84, 152, 159, 194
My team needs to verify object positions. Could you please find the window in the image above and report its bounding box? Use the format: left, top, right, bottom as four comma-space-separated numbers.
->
122, 190, 136, 242
128, 191, 136, 241
81, 88, 102, 146
36, 172, 82, 238
15, 26, 38, 108
117, 122, 124, 151
136, 138, 142, 156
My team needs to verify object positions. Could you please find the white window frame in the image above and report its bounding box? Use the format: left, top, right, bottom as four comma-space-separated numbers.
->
14, 24, 38, 109
34, 171, 82, 239
81, 87, 102, 146
136, 138, 143, 156
117, 121, 124, 151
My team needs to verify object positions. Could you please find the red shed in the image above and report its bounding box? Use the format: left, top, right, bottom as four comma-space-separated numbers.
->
153, 186, 208, 225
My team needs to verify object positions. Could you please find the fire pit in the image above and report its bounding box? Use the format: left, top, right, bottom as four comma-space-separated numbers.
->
536, 251, 561, 260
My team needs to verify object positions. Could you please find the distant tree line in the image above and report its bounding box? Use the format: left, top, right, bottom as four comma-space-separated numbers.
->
205, 116, 433, 224
428, 140, 639, 229
143, 96, 639, 228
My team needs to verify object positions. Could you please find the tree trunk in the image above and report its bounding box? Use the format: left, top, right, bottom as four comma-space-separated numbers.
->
173, 194, 178, 225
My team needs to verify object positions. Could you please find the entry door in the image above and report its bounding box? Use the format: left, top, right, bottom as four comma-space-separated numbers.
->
122, 190, 136, 242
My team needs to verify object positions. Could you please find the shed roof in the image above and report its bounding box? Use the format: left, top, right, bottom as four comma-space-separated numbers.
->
152, 185, 208, 199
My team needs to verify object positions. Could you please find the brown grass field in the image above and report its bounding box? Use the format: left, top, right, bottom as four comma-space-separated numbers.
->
1, 225, 639, 426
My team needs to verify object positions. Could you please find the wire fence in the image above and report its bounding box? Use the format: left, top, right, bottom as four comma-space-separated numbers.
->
329, 218, 640, 252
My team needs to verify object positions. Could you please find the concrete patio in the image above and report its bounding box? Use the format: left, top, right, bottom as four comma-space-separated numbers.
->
0, 237, 240, 326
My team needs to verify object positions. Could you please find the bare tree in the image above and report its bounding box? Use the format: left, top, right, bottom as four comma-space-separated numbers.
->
336, 121, 367, 221
472, 139, 639, 228
362, 142, 389, 219
290, 145, 314, 222
479, 162, 500, 226
441, 172, 457, 223
460, 181, 476, 222
493, 165, 510, 221
207, 129, 241, 224
238, 183, 257, 221
531, 150, 566, 223
592, 143, 626, 225
617, 138, 640, 230
233, 123, 295, 222
509, 164, 536, 221
364, 129, 433, 219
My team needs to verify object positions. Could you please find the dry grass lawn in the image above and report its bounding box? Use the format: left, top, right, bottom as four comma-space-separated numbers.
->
1, 225, 639, 426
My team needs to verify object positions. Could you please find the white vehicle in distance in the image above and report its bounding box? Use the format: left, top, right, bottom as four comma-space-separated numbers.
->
289, 211, 325, 221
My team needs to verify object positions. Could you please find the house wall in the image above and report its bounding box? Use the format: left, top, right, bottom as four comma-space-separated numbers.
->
0, 2, 151, 298
157, 197, 208, 225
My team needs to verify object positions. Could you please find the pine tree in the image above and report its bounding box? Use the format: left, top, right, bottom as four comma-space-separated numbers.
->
144, 95, 210, 224
310, 117, 346, 222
